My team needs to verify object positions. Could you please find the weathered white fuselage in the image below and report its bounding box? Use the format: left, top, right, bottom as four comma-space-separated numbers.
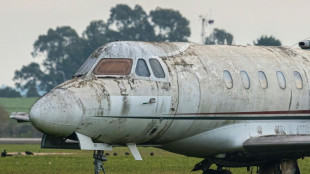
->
29, 41, 310, 162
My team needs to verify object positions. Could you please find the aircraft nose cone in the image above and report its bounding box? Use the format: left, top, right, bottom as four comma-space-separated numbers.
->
29, 89, 83, 137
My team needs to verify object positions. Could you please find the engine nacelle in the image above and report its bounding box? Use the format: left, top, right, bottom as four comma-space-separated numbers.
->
299, 40, 310, 49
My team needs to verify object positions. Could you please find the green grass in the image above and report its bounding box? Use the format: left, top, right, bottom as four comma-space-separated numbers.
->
0, 145, 205, 174
0, 97, 38, 114
1, 145, 309, 174
0, 97, 40, 138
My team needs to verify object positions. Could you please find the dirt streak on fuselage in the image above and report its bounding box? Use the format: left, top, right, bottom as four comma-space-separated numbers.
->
30, 41, 310, 158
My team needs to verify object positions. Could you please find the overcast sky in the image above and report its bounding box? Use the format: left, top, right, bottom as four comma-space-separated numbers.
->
1, 0, 310, 87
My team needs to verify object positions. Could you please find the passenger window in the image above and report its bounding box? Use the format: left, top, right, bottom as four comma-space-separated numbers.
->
276, 71, 286, 89
149, 59, 165, 78
293, 71, 303, 89
240, 70, 250, 89
223, 70, 233, 89
93, 58, 132, 75
258, 71, 268, 89
135, 59, 150, 77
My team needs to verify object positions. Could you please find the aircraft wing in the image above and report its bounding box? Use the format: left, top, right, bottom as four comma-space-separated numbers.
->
243, 135, 310, 158
10, 112, 30, 122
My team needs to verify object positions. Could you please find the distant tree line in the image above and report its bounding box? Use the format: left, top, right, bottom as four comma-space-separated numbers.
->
0, 4, 284, 138
253, 35, 282, 46
205, 28, 234, 45
1, 4, 283, 96
204, 29, 281, 47
0, 85, 39, 98
0, 87, 21, 98
13, 4, 191, 94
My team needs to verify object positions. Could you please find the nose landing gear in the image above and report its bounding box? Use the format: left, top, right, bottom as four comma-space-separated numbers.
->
93, 150, 107, 174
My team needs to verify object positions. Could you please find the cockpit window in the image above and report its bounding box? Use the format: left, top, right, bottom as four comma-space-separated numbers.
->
75, 46, 104, 77
93, 58, 133, 75
135, 59, 150, 77
75, 57, 97, 77
149, 59, 165, 78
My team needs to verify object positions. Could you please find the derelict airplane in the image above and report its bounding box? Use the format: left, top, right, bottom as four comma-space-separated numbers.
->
10, 40, 310, 174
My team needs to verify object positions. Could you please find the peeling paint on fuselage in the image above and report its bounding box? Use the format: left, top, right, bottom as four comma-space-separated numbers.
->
31, 41, 310, 158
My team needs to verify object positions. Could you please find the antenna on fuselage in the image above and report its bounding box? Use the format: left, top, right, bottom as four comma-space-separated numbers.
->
199, 14, 214, 44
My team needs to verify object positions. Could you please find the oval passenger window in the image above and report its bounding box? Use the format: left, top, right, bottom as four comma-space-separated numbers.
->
223, 70, 233, 89
293, 71, 303, 89
276, 71, 286, 89
149, 59, 165, 78
240, 70, 250, 89
135, 59, 150, 77
258, 71, 268, 89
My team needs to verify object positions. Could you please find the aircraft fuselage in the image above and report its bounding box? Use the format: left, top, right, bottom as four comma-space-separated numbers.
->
29, 42, 310, 167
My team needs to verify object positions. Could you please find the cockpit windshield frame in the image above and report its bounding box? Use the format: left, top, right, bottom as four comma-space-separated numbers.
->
76, 54, 169, 81
92, 58, 134, 78
74, 46, 105, 77
74, 56, 97, 77
132, 56, 169, 82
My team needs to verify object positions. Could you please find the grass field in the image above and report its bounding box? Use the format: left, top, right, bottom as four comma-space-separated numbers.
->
1, 144, 310, 174
0, 144, 254, 174
0, 97, 38, 114
0, 97, 41, 138
0, 98, 309, 174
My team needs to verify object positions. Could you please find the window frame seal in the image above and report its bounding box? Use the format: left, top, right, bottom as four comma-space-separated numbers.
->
133, 57, 169, 82
92, 57, 134, 79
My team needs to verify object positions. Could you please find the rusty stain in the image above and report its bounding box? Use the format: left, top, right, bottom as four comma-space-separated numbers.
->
30, 41, 310, 158
127, 79, 135, 90
91, 46, 105, 58
121, 96, 130, 116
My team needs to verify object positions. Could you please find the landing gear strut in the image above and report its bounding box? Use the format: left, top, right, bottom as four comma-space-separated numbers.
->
93, 150, 107, 174
259, 160, 300, 174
